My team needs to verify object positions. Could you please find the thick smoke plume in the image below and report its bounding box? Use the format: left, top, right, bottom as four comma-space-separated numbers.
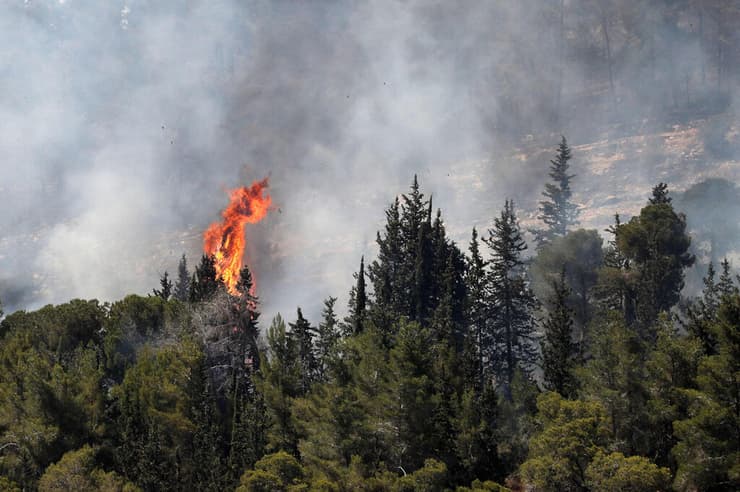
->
0, 1, 738, 320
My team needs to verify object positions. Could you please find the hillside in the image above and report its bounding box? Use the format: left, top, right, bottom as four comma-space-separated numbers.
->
3, 113, 737, 316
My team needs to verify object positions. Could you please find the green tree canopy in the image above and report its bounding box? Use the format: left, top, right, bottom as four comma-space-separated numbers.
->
616, 184, 695, 331
584, 451, 670, 492
673, 294, 740, 491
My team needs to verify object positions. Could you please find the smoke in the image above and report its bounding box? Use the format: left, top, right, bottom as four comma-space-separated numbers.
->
1, 1, 738, 320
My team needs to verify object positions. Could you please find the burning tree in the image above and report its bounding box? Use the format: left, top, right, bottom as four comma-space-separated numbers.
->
203, 178, 272, 295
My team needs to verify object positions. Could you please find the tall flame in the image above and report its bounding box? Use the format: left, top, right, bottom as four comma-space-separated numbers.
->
203, 178, 272, 294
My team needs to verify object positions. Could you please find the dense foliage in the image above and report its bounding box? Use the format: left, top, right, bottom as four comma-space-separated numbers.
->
0, 141, 738, 491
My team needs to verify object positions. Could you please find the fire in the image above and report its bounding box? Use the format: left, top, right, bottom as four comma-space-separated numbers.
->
203, 178, 272, 294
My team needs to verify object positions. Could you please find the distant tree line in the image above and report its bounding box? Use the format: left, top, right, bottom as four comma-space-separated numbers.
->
0, 137, 738, 491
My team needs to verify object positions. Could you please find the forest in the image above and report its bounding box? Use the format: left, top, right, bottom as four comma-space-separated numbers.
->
0, 137, 738, 491
2, 1, 740, 491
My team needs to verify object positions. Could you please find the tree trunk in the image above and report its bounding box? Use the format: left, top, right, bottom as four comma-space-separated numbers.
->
700, 9, 706, 87
556, 0, 565, 126
601, 11, 616, 110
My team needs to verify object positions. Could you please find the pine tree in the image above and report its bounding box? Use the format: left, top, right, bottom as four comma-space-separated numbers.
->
603, 214, 627, 270
529, 228, 603, 357
174, 253, 191, 302
152, 271, 173, 300
520, 392, 610, 491
597, 213, 638, 325
649, 182, 671, 204
485, 200, 538, 397
541, 269, 578, 397
617, 184, 695, 333
290, 308, 318, 395
535, 136, 579, 247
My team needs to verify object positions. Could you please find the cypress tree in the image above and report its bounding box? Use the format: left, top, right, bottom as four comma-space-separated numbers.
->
316, 297, 340, 381
117, 391, 147, 484
456, 380, 501, 482
189, 254, 222, 302
485, 200, 538, 397
391, 320, 437, 471
541, 269, 578, 397
231, 265, 261, 387
579, 314, 650, 456
430, 245, 466, 348
174, 253, 191, 302
117, 391, 173, 490
368, 197, 403, 333
413, 206, 434, 324
431, 207, 447, 302
227, 378, 267, 485
186, 356, 226, 491
465, 227, 488, 387
399, 175, 430, 318
703, 261, 720, 313
259, 315, 300, 455
290, 308, 318, 395
673, 294, 740, 490
686, 261, 721, 355
342, 257, 368, 337
354, 257, 367, 334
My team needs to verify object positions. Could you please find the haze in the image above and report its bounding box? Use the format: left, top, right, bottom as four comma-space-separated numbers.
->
1, 1, 738, 321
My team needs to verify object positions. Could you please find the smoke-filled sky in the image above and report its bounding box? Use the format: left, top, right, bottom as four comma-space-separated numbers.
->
1, 1, 738, 321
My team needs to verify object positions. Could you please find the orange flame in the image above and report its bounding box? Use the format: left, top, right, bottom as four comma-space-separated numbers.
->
203, 178, 272, 294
